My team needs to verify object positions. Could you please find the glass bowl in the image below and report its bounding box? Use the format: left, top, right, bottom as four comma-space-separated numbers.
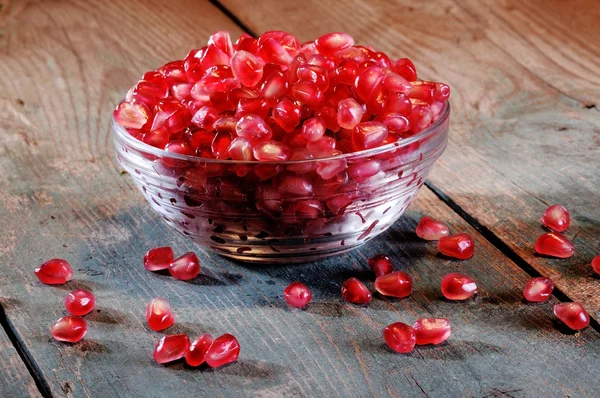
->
112, 102, 449, 263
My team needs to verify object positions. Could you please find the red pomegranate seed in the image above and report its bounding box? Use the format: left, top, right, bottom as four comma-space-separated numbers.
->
236, 97, 269, 119
154, 334, 191, 364
291, 81, 324, 109
438, 233, 475, 259
301, 117, 326, 142
253, 140, 291, 161
554, 302, 590, 330
337, 98, 364, 130
376, 113, 409, 135
185, 334, 214, 367
316, 157, 347, 180
169, 252, 200, 281
592, 256, 600, 274
341, 278, 372, 304
368, 255, 394, 277
541, 204, 570, 232
374, 271, 413, 298
416, 216, 450, 241
259, 38, 293, 66
354, 66, 384, 102
441, 273, 477, 301
383, 72, 411, 94
191, 106, 218, 130
383, 322, 416, 353
284, 282, 313, 308
383, 92, 412, 115
523, 277, 554, 303
205, 333, 240, 368
65, 289, 95, 316
307, 136, 336, 158
231, 50, 264, 87
261, 70, 289, 101
235, 114, 272, 143
164, 140, 194, 166
413, 318, 451, 345
352, 121, 388, 150
348, 159, 381, 181
315, 32, 354, 55
228, 137, 254, 160
535, 232, 575, 258
409, 81, 436, 101
35, 259, 73, 285
113, 102, 150, 129
144, 247, 175, 271
51, 316, 87, 343
146, 297, 175, 331
209, 31, 234, 57
393, 58, 417, 81
272, 97, 301, 132
408, 101, 432, 132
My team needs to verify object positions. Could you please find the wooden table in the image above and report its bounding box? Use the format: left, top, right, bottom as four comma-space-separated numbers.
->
1, 0, 599, 396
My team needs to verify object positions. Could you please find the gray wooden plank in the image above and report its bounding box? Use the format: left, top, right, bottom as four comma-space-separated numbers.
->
0, 319, 41, 397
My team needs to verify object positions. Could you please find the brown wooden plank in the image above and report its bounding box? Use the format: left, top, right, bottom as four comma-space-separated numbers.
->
0, 319, 42, 397
1, 0, 600, 397
219, 0, 600, 319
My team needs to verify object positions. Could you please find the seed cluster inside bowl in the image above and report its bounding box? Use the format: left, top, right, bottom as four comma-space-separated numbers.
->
113, 31, 450, 161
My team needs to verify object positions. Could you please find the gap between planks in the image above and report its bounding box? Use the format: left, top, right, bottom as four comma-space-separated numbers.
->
210, 0, 600, 335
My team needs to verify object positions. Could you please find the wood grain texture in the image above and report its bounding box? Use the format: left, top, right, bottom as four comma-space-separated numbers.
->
0, 0, 599, 397
0, 319, 41, 397
219, 0, 600, 319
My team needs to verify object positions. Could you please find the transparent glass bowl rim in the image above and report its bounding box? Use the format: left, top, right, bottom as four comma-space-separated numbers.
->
112, 101, 449, 165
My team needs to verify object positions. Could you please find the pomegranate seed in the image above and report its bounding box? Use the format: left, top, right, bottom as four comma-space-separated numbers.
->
523, 277, 554, 303
554, 302, 590, 330
212, 131, 233, 160
416, 216, 449, 241
132, 80, 169, 107
535, 232, 575, 258
228, 137, 254, 160
413, 318, 451, 345
408, 101, 433, 132
169, 252, 200, 281
291, 81, 324, 109
144, 247, 175, 271
259, 38, 293, 66
231, 50, 264, 87
383, 322, 416, 353
383, 72, 411, 94
253, 140, 291, 161
51, 316, 87, 343
433, 83, 450, 102
383, 92, 412, 115
316, 157, 347, 180
541, 204, 570, 232
441, 273, 477, 300
337, 98, 364, 130
307, 136, 336, 158
438, 233, 475, 259
205, 333, 240, 368
341, 278, 372, 304
409, 81, 436, 101
272, 97, 302, 133
354, 66, 384, 102
146, 297, 175, 331
209, 31, 234, 57
352, 121, 388, 150
315, 32, 354, 55
261, 70, 289, 101
34, 259, 73, 285
235, 97, 269, 119
308, 54, 335, 70
65, 289, 95, 316
191, 106, 219, 130
375, 271, 413, 298
235, 114, 272, 143
301, 117, 326, 142
185, 334, 214, 367
278, 175, 313, 196
368, 255, 394, 277
348, 159, 381, 181
393, 58, 417, 81
376, 113, 409, 135
113, 102, 150, 129
592, 256, 600, 274
154, 334, 190, 364
164, 140, 194, 166
284, 282, 313, 308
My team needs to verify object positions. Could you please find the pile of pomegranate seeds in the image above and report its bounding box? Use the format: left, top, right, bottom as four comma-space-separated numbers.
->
535, 205, 575, 258
553, 303, 590, 331
283, 281, 313, 308
114, 31, 450, 160
441, 273, 477, 301
35, 259, 73, 285
522, 277, 554, 303
65, 289, 95, 316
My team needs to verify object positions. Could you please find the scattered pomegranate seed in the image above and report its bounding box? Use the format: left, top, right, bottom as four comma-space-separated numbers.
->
341, 278, 372, 304
374, 271, 413, 298
416, 216, 450, 241
441, 273, 477, 300
413, 318, 451, 345
143, 247, 174, 271
541, 204, 570, 232
51, 316, 87, 343
535, 232, 575, 258
146, 297, 175, 331
368, 254, 394, 277
186, 334, 214, 367
154, 334, 191, 364
283, 282, 313, 308
169, 252, 200, 280
553, 302, 590, 330
522, 277, 554, 302
592, 256, 600, 274
438, 233, 475, 259
205, 333, 240, 368
383, 322, 416, 353
65, 289, 95, 316
34, 259, 73, 285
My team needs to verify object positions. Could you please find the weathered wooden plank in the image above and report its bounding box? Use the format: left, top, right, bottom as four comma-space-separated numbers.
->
219, 0, 600, 319
1, 0, 599, 397
0, 318, 42, 398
